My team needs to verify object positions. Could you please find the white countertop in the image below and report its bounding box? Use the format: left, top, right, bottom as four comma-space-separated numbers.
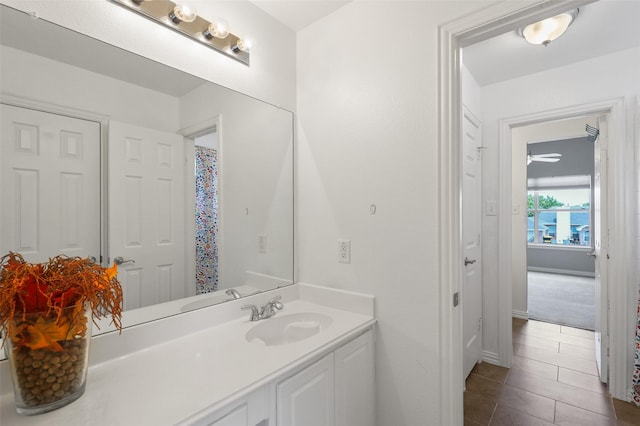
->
0, 284, 375, 425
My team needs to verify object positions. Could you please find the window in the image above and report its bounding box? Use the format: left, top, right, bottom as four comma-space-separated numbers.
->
527, 188, 591, 246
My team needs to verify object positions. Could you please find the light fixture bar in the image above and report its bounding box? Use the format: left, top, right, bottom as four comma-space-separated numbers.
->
112, 0, 250, 66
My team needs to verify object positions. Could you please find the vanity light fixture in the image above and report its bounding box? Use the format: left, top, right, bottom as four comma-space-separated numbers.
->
112, 0, 251, 65
519, 9, 579, 46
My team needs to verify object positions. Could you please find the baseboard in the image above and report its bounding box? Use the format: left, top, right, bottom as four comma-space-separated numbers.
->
622, 388, 635, 403
481, 350, 501, 366
512, 310, 529, 320
527, 267, 595, 278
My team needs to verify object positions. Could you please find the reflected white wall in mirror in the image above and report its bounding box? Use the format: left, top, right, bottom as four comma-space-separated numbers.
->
0, 5, 294, 336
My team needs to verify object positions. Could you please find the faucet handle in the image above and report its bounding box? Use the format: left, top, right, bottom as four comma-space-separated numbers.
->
241, 304, 261, 321
270, 296, 284, 310
260, 296, 284, 318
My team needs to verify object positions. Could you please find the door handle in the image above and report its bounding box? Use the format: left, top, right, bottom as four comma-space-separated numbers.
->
113, 256, 135, 266
464, 257, 477, 266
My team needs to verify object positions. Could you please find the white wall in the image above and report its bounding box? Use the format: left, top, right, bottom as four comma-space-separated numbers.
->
1, 0, 296, 111
462, 65, 483, 119
479, 47, 640, 375
180, 86, 294, 289
297, 2, 489, 425
1, 46, 180, 131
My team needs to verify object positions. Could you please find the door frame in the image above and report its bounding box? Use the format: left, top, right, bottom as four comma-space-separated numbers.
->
437, 0, 631, 423
0, 93, 110, 265
500, 100, 623, 385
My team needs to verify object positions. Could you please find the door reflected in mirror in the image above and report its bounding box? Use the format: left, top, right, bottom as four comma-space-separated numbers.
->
0, 5, 294, 336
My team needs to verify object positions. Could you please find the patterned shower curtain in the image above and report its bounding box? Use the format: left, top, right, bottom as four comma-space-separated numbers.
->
633, 287, 640, 406
195, 146, 219, 294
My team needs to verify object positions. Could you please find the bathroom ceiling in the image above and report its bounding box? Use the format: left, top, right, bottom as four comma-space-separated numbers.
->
463, 0, 640, 86
249, 0, 352, 32
249, 0, 639, 87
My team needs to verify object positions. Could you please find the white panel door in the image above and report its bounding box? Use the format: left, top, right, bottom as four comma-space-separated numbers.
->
277, 353, 335, 426
593, 114, 609, 382
108, 121, 185, 310
462, 108, 483, 379
0, 104, 100, 263
334, 330, 374, 426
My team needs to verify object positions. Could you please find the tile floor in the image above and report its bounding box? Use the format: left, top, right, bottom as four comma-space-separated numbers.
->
464, 318, 640, 425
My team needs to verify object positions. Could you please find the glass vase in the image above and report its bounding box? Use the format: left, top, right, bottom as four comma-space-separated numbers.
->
4, 303, 92, 415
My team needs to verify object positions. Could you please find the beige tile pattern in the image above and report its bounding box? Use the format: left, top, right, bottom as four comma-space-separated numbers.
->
463, 318, 640, 425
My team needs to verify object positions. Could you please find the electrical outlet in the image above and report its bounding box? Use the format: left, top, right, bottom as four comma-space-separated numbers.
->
258, 234, 267, 253
338, 240, 351, 264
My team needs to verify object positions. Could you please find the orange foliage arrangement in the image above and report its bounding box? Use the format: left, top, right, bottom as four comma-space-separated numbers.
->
0, 252, 123, 352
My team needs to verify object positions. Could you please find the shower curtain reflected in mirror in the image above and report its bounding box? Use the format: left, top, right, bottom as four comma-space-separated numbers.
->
633, 289, 640, 406
195, 146, 219, 294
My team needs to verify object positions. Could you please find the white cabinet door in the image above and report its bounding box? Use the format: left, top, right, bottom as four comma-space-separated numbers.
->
334, 331, 374, 426
183, 386, 269, 426
277, 353, 335, 426
207, 404, 249, 426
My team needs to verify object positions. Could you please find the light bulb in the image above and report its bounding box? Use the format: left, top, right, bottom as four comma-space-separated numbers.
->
204, 19, 230, 39
169, 4, 197, 24
232, 38, 253, 53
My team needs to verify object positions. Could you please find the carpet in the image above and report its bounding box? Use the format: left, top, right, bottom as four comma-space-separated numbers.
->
527, 271, 595, 330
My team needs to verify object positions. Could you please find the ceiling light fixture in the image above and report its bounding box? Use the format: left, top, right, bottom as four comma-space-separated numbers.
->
519, 9, 579, 46
113, 0, 251, 65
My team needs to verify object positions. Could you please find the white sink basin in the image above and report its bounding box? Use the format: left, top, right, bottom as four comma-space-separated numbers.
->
245, 312, 333, 346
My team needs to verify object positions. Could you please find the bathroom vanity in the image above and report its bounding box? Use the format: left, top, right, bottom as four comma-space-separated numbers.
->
0, 284, 375, 425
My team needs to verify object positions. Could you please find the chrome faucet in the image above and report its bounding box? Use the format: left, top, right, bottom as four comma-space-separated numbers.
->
241, 296, 284, 321
225, 288, 242, 299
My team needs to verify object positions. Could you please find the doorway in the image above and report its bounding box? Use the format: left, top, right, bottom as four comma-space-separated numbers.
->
440, 1, 636, 422
180, 116, 223, 299
193, 130, 220, 295
515, 116, 600, 332
508, 109, 611, 383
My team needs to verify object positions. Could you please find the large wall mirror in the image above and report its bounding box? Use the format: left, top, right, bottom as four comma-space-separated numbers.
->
0, 5, 294, 336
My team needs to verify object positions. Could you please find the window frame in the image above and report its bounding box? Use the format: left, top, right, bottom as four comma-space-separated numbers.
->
527, 187, 592, 249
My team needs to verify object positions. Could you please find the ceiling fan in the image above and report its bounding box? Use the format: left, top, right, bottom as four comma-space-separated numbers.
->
527, 152, 561, 165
